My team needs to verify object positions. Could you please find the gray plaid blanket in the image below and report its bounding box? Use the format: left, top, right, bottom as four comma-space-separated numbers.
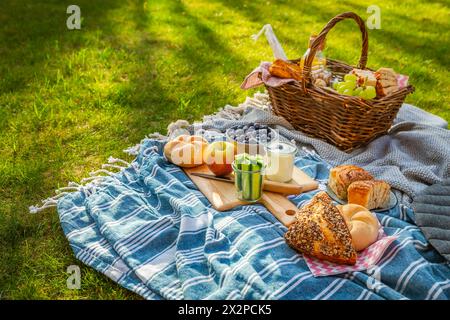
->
182, 92, 449, 207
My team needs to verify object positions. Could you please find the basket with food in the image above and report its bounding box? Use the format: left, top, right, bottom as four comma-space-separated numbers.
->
242, 12, 414, 151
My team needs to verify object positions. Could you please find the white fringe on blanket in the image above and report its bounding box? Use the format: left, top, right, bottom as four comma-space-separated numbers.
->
29, 92, 272, 214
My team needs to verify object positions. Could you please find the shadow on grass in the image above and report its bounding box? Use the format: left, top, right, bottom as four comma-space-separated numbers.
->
0, 0, 253, 298
114, 0, 252, 123
2, 0, 448, 299
215, 0, 449, 67
0, 0, 127, 95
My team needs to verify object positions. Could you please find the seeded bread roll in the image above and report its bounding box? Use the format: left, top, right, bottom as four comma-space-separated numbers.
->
285, 192, 357, 265
347, 180, 391, 210
328, 165, 374, 200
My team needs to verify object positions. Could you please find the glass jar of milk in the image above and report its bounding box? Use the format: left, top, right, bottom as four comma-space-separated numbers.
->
264, 141, 297, 183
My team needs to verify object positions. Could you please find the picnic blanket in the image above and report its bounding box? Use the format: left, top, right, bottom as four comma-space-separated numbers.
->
413, 179, 450, 262
190, 93, 450, 207
34, 93, 450, 300
54, 142, 450, 300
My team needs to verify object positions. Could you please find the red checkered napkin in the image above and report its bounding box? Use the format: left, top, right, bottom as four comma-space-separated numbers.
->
397, 74, 409, 89
304, 228, 398, 277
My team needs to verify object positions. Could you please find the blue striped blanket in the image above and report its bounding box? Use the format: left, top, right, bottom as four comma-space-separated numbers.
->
57, 138, 450, 300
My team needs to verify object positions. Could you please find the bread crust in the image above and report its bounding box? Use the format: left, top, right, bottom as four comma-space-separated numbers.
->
351, 68, 377, 87
347, 180, 391, 210
375, 67, 399, 97
285, 192, 357, 265
337, 204, 379, 251
163, 135, 208, 168
269, 59, 302, 81
329, 165, 373, 200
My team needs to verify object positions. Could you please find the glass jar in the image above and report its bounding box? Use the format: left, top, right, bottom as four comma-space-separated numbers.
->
232, 161, 265, 202
264, 141, 297, 183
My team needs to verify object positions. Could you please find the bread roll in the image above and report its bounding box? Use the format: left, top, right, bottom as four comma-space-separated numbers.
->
347, 180, 391, 210
328, 165, 373, 200
285, 192, 357, 265
375, 67, 399, 97
163, 135, 208, 168
337, 204, 379, 251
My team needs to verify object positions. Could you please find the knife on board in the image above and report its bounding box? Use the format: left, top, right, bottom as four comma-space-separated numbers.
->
190, 172, 303, 195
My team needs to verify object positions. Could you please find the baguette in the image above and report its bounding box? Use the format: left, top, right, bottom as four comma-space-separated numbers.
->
269, 59, 302, 81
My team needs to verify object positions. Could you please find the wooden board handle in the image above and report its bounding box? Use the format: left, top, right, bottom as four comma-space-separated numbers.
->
259, 193, 297, 227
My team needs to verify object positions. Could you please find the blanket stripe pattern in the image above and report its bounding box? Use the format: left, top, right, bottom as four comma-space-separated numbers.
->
57, 139, 450, 300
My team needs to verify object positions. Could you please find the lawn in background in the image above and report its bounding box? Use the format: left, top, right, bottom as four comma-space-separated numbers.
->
0, 0, 449, 299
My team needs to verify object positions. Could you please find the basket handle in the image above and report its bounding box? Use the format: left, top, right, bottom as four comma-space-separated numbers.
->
301, 12, 369, 91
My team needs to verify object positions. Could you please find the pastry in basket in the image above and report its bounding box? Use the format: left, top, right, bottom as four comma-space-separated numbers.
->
163, 134, 208, 168
375, 67, 399, 97
350, 68, 377, 87
337, 204, 380, 251
269, 59, 302, 81
328, 165, 374, 200
285, 192, 357, 265
347, 180, 391, 210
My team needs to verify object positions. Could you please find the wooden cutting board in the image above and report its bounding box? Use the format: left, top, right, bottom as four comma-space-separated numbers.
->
184, 165, 318, 226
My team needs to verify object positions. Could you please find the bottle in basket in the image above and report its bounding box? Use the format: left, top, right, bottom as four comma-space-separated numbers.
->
299, 34, 327, 72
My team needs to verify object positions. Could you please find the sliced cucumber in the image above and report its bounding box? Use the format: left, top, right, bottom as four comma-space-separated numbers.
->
234, 153, 247, 192
234, 167, 242, 192
234, 153, 264, 201
250, 156, 263, 201
251, 170, 262, 200
240, 159, 252, 200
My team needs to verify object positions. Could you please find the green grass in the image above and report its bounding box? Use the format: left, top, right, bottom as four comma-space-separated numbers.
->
0, 0, 449, 299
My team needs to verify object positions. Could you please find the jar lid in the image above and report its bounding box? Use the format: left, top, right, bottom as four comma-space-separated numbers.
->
265, 141, 297, 155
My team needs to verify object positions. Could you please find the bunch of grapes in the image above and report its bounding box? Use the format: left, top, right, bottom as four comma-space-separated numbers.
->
332, 74, 376, 99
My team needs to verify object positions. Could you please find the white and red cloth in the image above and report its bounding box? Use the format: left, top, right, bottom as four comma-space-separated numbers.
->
240, 61, 295, 90
304, 229, 398, 277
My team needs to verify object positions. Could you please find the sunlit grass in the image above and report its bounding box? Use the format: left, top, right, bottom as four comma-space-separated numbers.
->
0, 0, 448, 299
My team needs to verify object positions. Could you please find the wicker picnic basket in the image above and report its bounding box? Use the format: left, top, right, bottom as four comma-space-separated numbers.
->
266, 12, 414, 151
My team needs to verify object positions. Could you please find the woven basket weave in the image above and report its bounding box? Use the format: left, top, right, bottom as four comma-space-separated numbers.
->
266, 12, 414, 151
